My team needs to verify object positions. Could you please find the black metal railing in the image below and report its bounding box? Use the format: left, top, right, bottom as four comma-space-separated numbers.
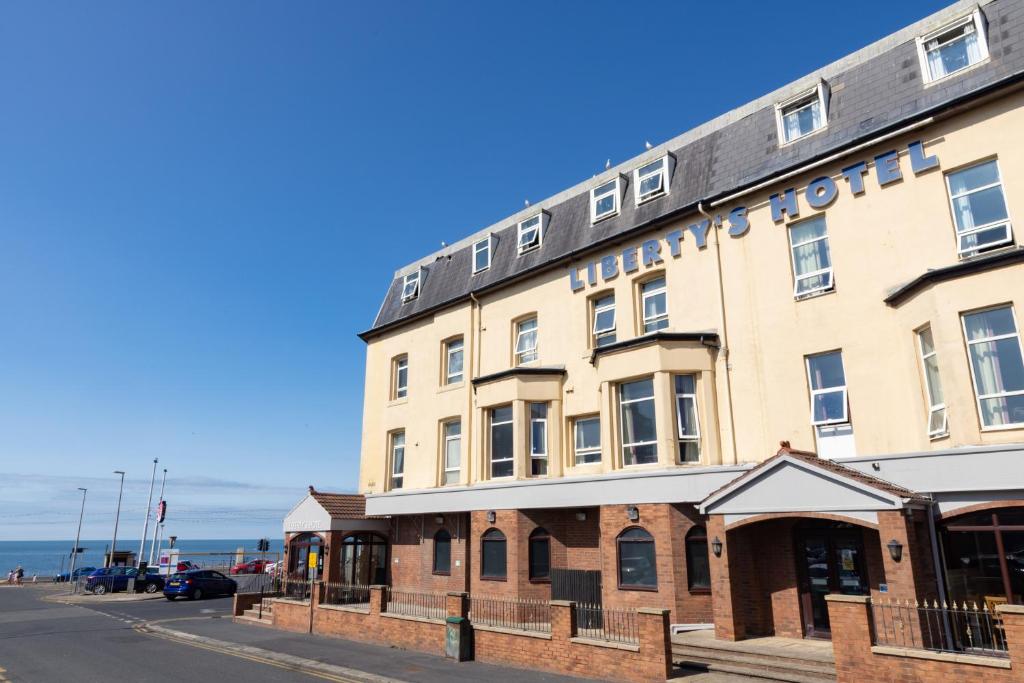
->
385, 588, 446, 621
574, 603, 639, 645
320, 582, 371, 609
468, 595, 551, 633
280, 578, 314, 602
872, 599, 1008, 658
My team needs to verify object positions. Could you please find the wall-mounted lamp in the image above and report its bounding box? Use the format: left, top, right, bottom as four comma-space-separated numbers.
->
487, 510, 496, 524
711, 536, 723, 558
434, 515, 445, 525
626, 505, 639, 522
887, 539, 904, 562
574, 511, 587, 522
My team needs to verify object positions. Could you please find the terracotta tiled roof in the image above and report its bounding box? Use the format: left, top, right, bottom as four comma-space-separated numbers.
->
308, 488, 369, 519
702, 442, 929, 507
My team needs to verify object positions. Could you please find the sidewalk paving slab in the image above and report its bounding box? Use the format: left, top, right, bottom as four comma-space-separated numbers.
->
144, 615, 611, 683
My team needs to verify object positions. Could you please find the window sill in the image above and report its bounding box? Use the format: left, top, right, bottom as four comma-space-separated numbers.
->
591, 212, 619, 225
387, 397, 409, 407
688, 588, 712, 596
432, 571, 451, 577
635, 191, 667, 207
928, 432, 950, 441
777, 123, 828, 149
957, 241, 1017, 262
528, 578, 551, 584
617, 584, 658, 592
437, 382, 465, 395
921, 56, 990, 89
480, 576, 507, 582
980, 423, 1024, 433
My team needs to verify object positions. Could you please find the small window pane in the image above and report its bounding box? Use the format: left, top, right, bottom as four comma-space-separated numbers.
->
574, 417, 601, 465
482, 530, 507, 579
808, 352, 845, 389
686, 529, 711, 591
529, 530, 550, 580
964, 307, 1017, 340
433, 531, 451, 574
618, 528, 656, 588
473, 238, 491, 273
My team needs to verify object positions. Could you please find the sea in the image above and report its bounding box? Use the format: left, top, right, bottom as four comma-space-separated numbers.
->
0, 539, 285, 578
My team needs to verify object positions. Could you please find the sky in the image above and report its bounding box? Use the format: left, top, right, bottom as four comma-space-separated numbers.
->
0, 0, 952, 541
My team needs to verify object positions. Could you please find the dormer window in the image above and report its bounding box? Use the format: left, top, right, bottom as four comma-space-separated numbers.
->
591, 178, 621, 223
776, 83, 828, 145
634, 157, 670, 205
473, 235, 492, 274
517, 214, 543, 255
401, 270, 421, 302
917, 10, 988, 84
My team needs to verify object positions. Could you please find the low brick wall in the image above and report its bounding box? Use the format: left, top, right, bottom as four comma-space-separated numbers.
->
827, 594, 1024, 683
231, 592, 264, 616
266, 586, 670, 682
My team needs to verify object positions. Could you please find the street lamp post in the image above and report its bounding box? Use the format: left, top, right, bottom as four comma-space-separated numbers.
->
138, 458, 158, 568
69, 488, 87, 580
108, 471, 125, 568
148, 468, 167, 567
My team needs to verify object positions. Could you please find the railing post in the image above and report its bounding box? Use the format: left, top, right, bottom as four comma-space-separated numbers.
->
551, 600, 576, 640
997, 604, 1024, 671
446, 591, 469, 619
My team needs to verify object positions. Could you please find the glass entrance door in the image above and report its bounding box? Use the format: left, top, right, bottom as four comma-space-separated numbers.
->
797, 526, 869, 638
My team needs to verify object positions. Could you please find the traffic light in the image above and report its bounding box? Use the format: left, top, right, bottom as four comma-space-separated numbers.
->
257, 538, 270, 552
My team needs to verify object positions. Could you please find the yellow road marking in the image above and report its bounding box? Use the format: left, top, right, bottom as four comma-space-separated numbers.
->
135, 625, 364, 682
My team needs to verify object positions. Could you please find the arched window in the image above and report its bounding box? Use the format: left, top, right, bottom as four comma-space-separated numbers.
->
617, 527, 656, 589
685, 526, 710, 591
288, 533, 323, 581
942, 507, 1024, 607
481, 528, 507, 579
339, 532, 388, 585
529, 528, 551, 581
433, 529, 452, 575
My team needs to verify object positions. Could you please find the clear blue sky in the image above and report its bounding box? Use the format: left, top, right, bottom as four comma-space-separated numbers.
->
0, 1, 949, 541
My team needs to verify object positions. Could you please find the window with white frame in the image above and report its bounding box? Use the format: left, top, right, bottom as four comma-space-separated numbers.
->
515, 317, 538, 365
946, 160, 1012, 258
592, 294, 616, 347
445, 338, 464, 384
962, 306, 1024, 429
517, 215, 542, 255
641, 277, 668, 333
917, 11, 988, 84
674, 375, 701, 463
393, 355, 408, 399
443, 420, 461, 485
529, 403, 548, 476
573, 416, 601, 465
620, 378, 658, 466
401, 270, 421, 302
473, 236, 492, 274
591, 179, 620, 223
634, 157, 670, 205
806, 351, 849, 426
390, 431, 405, 490
776, 85, 827, 144
789, 215, 834, 298
917, 327, 947, 438
490, 405, 514, 478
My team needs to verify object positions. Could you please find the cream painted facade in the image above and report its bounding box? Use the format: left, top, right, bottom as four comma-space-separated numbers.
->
358, 89, 1024, 497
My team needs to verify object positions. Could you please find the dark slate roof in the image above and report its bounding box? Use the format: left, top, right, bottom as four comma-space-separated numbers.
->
363, 0, 1024, 340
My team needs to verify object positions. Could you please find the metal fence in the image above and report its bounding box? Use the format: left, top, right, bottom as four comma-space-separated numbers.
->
872, 599, 1009, 658
320, 582, 371, 609
468, 595, 551, 633
280, 578, 314, 602
72, 572, 162, 595
385, 588, 446, 621
574, 603, 639, 645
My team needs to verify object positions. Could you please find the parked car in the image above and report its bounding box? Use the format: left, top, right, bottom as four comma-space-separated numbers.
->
85, 567, 165, 595
175, 560, 201, 572
53, 566, 95, 583
229, 559, 270, 575
163, 569, 237, 600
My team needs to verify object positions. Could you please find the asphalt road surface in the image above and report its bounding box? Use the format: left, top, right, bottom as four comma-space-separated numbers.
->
0, 585, 312, 682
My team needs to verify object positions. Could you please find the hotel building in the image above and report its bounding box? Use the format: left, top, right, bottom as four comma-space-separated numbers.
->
292, 0, 1024, 644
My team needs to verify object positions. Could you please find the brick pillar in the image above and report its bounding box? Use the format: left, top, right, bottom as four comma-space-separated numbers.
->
708, 514, 740, 640
550, 600, 576, 640
637, 608, 672, 681
825, 594, 873, 683
369, 585, 386, 616
446, 591, 468, 618
321, 531, 342, 585
876, 511, 926, 603
997, 604, 1024, 672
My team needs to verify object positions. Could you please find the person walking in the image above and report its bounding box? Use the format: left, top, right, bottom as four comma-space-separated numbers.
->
6, 569, 13, 585
15, 566, 24, 586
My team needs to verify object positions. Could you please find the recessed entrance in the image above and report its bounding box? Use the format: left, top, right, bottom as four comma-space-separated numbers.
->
795, 522, 870, 639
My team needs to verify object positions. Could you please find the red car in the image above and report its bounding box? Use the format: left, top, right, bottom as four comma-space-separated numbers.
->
229, 559, 270, 575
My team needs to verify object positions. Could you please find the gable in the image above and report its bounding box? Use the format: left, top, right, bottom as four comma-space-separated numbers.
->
283, 494, 331, 533
701, 457, 904, 516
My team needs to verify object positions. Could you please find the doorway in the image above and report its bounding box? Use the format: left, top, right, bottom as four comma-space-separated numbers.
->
795, 523, 870, 638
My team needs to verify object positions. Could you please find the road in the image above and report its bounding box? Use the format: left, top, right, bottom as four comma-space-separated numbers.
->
0, 585, 311, 682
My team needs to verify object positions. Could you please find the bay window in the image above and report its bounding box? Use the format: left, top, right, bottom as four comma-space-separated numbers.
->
674, 375, 701, 463
962, 306, 1024, 429
529, 402, 548, 476
490, 406, 514, 478
620, 378, 658, 466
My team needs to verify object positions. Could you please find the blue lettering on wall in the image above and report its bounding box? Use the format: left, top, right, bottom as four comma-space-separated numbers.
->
841, 162, 869, 195
805, 176, 838, 209
770, 189, 799, 223
874, 151, 902, 187
687, 219, 712, 248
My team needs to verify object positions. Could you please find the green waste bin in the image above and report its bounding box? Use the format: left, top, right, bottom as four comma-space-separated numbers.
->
445, 616, 472, 661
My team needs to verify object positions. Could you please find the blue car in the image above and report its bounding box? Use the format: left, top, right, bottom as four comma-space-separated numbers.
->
84, 566, 164, 595
53, 566, 95, 583
163, 569, 237, 601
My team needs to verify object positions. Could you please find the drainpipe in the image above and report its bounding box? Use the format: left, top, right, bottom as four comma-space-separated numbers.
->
697, 201, 738, 465
469, 292, 482, 484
